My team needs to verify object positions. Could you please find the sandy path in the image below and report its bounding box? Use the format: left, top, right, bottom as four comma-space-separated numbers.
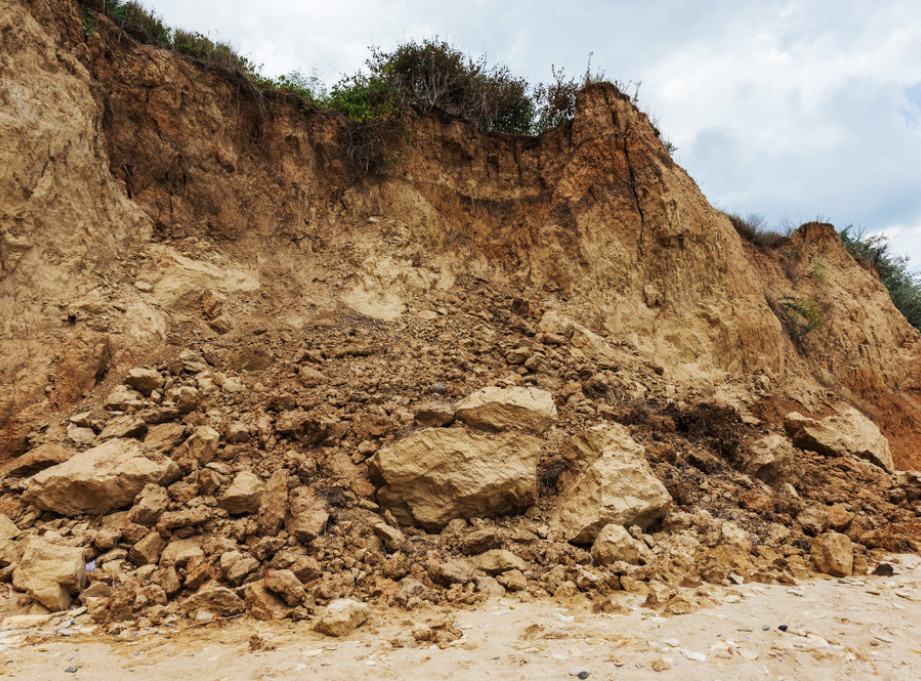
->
3, 554, 920, 681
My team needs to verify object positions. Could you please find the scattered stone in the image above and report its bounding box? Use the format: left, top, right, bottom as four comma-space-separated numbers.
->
872, 563, 895, 577
264, 569, 307, 606
554, 425, 672, 543
2, 443, 74, 478
591, 524, 641, 565
784, 409, 893, 472
125, 368, 164, 396
128, 531, 168, 566
430, 559, 476, 586
414, 399, 455, 427
257, 470, 289, 536
568, 668, 590, 679
313, 599, 369, 636
219, 472, 263, 515
245, 581, 291, 620
811, 531, 854, 577
371, 427, 541, 530
455, 386, 558, 433
286, 488, 329, 542
23, 439, 180, 516
797, 506, 830, 536
470, 549, 527, 575
0, 514, 21, 542
96, 415, 148, 442
183, 585, 245, 617
12, 539, 87, 611
129, 483, 169, 526
372, 523, 405, 552
175, 426, 220, 465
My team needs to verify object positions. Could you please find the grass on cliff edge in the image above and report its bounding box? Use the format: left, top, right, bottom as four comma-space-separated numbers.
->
840, 227, 921, 332
80, 1, 676, 143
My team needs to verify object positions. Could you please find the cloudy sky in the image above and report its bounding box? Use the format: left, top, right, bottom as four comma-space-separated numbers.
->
145, 0, 921, 264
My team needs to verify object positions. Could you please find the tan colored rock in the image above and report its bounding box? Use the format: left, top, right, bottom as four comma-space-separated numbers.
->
470, 549, 527, 575
784, 409, 894, 472
257, 470, 289, 536
429, 559, 476, 586
264, 569, 307, 606
184, 584, 245, 617
124, 368, 164, 396
160, 539, 204, 568
96, 415, 147, 442
554, 425, 672, 543
742, 434, 793, 483
143, 423, 187, 453
371, 427, 541, 530
12, 539, 86, 611
245, 580, 291, 620
591, 524, 641, 565
313, 599, 369, 636
414, 399, 455, 427
0, 515, 20, 542
129, 483, 169, 526
174, 426, 220, 465
219, 471, 263, 515
2, 443, 73, 478
23, 439, 180, 516
455, 386, 558, 433
811, 531, 854, 577
287, 487, 330, 543
372, 522, 405, 552
128, 531, 168, 566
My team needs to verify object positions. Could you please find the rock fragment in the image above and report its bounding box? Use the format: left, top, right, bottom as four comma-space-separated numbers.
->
313, 599, 369, 636
455, 386, 558, 433
12, 539, 86, 611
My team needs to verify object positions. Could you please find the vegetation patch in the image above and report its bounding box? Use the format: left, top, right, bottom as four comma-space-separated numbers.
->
840, 227, 921, 331
725, 212, 787, 248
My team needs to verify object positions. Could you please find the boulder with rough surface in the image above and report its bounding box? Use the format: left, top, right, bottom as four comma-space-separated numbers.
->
591, 524, 642, 565
455, 386, 558, 434
811, 531, 854, 577
554, 425, 672, 543
23, 439, 180, 516
219, 471, 263, 515
12, 539, 86, 611
313, 599, 369, 636
784, 409, 894, 472
371, 427, 541, 530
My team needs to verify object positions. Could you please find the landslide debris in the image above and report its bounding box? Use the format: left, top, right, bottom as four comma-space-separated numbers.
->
0, 0, 920, 635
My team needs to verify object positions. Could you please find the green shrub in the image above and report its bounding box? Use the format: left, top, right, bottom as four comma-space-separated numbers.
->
840, 226, 921, 331
780, 296, 824, 338
533, 66, 579, 133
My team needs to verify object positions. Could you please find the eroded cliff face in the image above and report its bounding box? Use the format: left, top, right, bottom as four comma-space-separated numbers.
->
2, 0, 920, 466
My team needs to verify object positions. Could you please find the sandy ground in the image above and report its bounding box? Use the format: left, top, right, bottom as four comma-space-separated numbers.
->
2, 554, 920, 681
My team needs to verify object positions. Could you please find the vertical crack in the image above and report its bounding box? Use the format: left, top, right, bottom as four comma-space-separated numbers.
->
621, 125, 646, 259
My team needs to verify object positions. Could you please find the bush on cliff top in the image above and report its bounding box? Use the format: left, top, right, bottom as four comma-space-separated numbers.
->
840, 227, 921, 331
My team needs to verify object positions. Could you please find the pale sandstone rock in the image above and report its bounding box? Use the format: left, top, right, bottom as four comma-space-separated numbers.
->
470, 549, 527, 575
455, 386, 558, 433
12, 539, 86, 611
811, 531, 854, 577
257, 470, 289, 536
430, 559, 476, 586
784, 409, 894, 472
372, 522, 405, 552
128, 483, 169, 526
219, 471, 263, 515
414, 399, 455, 427
128, 531, 168, 566
742, 434, 793, 483
2, 443, 73, 478
183, 584, 245, 616
286, 487, 329, 542
264, 569, 307, 606
313, 599, 369, 636
23, 439, 180, 516
0, 515, 19, 542
554, 425, 672, 543
174, 426, 220, 465
591, 524, 641, 565
124, 367, 164, 396
371, 427, 541, 530
245, 580, 291, 620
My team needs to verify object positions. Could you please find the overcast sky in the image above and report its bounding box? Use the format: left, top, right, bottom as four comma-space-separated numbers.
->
144, 0, 921, 265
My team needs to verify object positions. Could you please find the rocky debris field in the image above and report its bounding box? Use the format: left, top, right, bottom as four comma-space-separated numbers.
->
2, 554, 920, 681
1, 285, 919, 634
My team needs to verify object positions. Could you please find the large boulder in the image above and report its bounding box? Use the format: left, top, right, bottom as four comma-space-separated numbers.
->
784, 409, 893, 472
23, 439, 180, 516
12, 539, 86, 611
370, 427, 541, 530
455, 386, 558, 434
554, 425, 671, 543
810, 531, 854, 577
313, 599, 369, 637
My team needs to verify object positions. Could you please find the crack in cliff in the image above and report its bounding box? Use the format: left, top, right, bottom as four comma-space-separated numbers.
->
621, 125, 646, 260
